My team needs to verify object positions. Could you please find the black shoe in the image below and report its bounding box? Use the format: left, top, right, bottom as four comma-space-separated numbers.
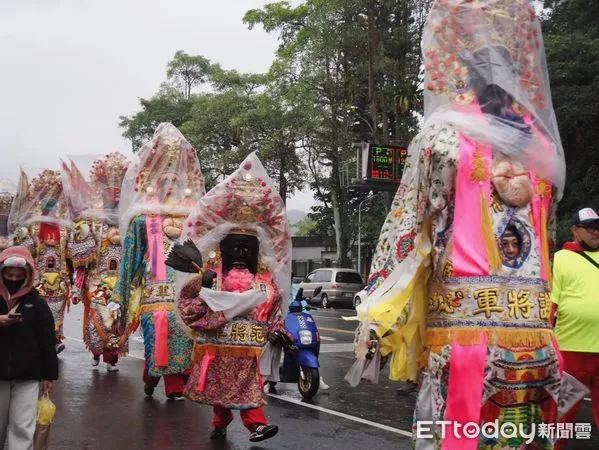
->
166, 392, 185, 401
249, 424, 278, 442
55, 343, 66, 354
210, 428, 227, 440
144, 384, 155, 397
396, 381, 417, 395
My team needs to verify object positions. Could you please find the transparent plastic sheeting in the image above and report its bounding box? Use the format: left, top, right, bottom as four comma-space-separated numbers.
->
118, 123, 205, 240
421, 0, 565, 196
176, 152, 293, 306
62, 153, 129, 225
0, 179, 16, 238
8, 166, 72, 233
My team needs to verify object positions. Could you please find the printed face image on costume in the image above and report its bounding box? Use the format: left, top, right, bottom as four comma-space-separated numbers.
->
499, 220, 531, 268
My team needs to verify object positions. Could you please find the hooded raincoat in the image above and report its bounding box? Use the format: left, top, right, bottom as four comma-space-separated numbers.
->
0, 246, 58, 381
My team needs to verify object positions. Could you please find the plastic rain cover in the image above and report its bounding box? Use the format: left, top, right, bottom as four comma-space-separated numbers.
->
118, 123, 205, 240
8, 166, 72, 234
421, 0, 565, 196
176, 152, 293, 305
62, 153, 130, 225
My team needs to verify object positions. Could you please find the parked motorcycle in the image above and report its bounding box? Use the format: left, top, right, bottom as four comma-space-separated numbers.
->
268, 286, 323, 399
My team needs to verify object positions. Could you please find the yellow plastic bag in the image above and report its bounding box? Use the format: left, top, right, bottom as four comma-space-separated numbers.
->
36, 394, 56, 425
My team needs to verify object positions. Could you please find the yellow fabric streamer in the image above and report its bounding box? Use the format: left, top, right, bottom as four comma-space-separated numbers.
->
480, 191, 502, 273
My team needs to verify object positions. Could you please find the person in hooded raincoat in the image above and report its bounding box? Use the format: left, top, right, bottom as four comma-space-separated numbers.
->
0, 246, 58, 449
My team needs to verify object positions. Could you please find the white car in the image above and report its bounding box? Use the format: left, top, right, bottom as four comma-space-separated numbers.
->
353, 288, 368, 309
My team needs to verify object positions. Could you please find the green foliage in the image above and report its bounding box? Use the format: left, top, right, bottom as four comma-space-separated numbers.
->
120, 52, 307, 200
542, 0, 599, 244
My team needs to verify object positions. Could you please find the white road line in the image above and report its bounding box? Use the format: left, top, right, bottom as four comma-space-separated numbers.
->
65, 335, 410, 437
267, 393, 412, 438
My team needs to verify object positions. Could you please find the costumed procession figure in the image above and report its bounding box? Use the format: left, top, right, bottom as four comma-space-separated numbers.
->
63, 153, 130, 371
350, 1, 589, 449
171, 153, 291, 443
0, 180, 16, 252
114, 123, 205, 399
9, 168, 73, 354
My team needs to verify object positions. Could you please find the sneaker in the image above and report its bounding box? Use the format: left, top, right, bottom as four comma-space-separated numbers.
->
144, 384, 155, 397
91, 357, 100, 367
319, 377, 330, 390
166, 392, 185, 401
106, 364, 119, 372
55, 343, 66, 354
210, 428, 227, 440
249, 424, 278, 442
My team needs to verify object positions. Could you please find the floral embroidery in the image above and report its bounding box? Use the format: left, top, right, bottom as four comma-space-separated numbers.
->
396, 232, 417, 260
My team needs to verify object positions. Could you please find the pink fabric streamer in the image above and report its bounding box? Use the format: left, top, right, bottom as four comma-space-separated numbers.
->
452, 134, 493, 276
153, 310, 170, 367
551, 334, 564, 377
442, 333, 488, 450
197, 351, 216, 392
146, 215, 166, 282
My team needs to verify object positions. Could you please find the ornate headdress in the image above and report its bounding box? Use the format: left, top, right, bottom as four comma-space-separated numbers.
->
424, 0, 544, 108
9, 168, 71, 229
89, 152, 129, 207
134, 123, 204, 199
183, 153, 292, 299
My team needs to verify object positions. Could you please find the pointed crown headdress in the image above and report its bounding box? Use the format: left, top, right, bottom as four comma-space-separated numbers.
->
90, 153, 129, 199
184, 153, 292, 288
134, 123, 204, 198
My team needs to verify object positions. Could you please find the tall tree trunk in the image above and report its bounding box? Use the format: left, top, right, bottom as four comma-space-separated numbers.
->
330, 151, 351, 268
367, 0, 378, 142
278, 145, 288, 205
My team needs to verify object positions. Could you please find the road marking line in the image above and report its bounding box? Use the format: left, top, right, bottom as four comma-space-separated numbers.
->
267, 393, 412, 438
319, 327, 355, 335
320, 336, 336, 342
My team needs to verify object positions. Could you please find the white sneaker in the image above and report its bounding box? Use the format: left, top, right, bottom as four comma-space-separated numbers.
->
91, 357, 100, 367
319, 377, 330, 390
106, 364, 119, 372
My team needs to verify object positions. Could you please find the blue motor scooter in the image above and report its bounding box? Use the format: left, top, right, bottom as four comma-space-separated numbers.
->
269, 286, 322, 399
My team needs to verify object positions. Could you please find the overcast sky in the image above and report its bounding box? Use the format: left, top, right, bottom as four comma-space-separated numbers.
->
0, 0, 314, 212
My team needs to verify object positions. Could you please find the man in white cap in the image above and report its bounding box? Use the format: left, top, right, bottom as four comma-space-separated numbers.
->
552, 207, 599, 447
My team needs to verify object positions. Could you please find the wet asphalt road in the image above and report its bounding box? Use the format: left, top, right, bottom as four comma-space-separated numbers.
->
48, 305, 597, 449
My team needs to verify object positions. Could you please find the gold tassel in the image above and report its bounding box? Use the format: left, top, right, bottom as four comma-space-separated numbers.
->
425, 327, 553, 351
193, 344, 263, 361
540, 205, 553, 286
480, 191, 502, 272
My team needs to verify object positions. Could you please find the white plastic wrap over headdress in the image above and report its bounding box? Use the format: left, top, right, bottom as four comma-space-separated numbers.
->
180, 152, 292, 302
8, 166, 72, 232
422, 0, 565, 196
62, 153, 129, 224
118, 123, 205, 238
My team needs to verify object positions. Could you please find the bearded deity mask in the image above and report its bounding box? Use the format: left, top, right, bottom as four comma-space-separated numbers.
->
220, 233, 260, 276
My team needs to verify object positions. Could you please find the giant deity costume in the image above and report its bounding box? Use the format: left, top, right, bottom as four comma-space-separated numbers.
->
64, 153, 130, 371
9, 168, 73, 353
173, 153, 291, 443
114, 123, 205, 399
0, 180, 16, 252
352, 1, 588, 448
